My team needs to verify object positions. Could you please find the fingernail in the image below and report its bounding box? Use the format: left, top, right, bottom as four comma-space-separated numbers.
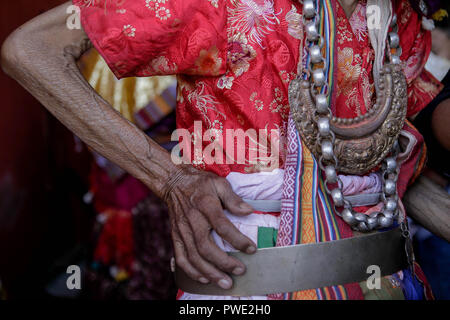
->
246, 246, 257, 254
199, 277, 209, 284
218, 279, 232, 289
232, 267, 245, 275
240, 202, 253, 211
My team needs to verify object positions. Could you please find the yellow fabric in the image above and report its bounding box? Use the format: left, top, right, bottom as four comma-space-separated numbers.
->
293, 147, 318, 300
79, 49, 176, 122
300, 148, 316, 245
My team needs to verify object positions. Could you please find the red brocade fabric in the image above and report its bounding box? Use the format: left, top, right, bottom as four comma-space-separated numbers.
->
74, 0, 442, 178
75, 0, 442, 301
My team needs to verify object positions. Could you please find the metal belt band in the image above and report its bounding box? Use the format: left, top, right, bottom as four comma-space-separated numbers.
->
175, 227, 407, 296
243, 193, 381, 214
243, 199, 282, 212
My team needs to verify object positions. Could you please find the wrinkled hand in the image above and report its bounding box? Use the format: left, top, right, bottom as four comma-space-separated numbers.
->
163, 165, 256, 289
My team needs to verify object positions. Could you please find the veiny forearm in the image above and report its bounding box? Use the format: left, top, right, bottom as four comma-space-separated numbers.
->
1, 2, 178, 198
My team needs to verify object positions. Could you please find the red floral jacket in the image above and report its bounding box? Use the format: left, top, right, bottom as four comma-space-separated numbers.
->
74, 0, 442, 177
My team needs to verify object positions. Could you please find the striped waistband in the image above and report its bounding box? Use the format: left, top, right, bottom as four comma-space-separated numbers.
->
243, 192, 382, 213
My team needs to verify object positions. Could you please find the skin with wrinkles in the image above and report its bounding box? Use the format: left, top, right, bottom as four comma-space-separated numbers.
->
1, 0, 363, 291
0, 2, 259, 290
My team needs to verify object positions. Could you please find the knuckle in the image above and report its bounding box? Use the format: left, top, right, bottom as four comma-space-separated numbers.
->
215, 223, 231, 238
185, 249, 199, 263
173, 237, 184, 250
185, 208, 196, 218
199, 194, 218, 207
197, 241, 210, 255
216, 255, 235, 269
213, 177, 228, 190
177, 214, 190, 227
181, 266, 200, 280
194, 194, 208, 207
175, 256, 188, 269
197, 175, 215, 190
189, 193, 202, 205
204, 271, 221, 282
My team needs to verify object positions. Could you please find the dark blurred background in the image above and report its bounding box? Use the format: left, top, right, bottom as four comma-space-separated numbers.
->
0, 0, 177, 300
0, 0, 93, 299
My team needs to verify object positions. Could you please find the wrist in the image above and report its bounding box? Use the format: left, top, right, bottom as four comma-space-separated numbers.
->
161, 164, 199, 202
162, 166, 186, 202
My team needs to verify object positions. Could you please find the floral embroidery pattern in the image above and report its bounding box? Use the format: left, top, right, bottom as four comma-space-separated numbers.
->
156, 6, 171, 20
209, 120, 224, 141
217, 76, 235, 89
250, 92, 264, 111
228, 0, 281, 48
228, 32, 257, 76
123, 24, 136, 37
187, 82, 226, 129
337, 47, 374, 115
285, 4, 303, 40
145, 0, 172, 21
336, 15, 353, 45
348, 3, 368, 42
195, 46, 223, 75
145, 0, 158, 10
279, 70, 296, 84
217, 32, 256, 90
142, 56, 177, 75
208, 0, 219, 8
269, 87, 289, 119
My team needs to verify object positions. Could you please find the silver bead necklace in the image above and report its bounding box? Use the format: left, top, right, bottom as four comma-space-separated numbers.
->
298, 0, 405, 232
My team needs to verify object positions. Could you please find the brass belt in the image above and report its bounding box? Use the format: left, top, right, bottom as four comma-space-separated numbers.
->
175, 227, 407, 296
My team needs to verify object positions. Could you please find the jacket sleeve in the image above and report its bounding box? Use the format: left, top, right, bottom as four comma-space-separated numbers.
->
73, 0, 228, 78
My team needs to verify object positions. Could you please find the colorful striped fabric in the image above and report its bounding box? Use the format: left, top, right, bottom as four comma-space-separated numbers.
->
273, 0, 361, 300
134, 83, 178, 131
275, 117, 357, 300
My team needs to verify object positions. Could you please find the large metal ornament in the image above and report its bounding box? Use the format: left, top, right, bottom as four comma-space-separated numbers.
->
289, 63, 407, 175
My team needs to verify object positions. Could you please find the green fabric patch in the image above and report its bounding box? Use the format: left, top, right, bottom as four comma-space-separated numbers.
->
257, 227, 278, 249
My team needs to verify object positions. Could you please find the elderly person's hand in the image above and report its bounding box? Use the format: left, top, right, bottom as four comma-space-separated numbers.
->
1, 1, 256, 290
163, 166, 256, 289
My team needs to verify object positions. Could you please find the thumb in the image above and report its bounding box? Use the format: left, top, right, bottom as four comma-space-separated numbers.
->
215, 179, 254, 216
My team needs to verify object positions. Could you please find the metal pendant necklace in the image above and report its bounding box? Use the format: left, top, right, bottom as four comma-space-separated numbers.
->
289, 0, 408, 232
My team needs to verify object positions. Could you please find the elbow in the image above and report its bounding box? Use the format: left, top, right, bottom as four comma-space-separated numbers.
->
1, 34, 17, 77
1, 26, 37, 79
1, 30, 25, 78
0, 30, 20, 76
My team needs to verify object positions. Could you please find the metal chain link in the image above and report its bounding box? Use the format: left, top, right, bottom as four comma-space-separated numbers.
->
301, 0, 405, 232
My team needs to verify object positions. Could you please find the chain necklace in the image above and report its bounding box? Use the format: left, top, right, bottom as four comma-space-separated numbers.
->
289, 0, 408, 232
